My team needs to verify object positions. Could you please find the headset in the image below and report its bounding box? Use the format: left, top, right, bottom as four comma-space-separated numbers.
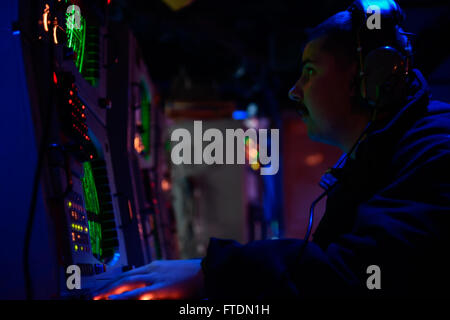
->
348, 0, 413, 112
301, 0, 415, 245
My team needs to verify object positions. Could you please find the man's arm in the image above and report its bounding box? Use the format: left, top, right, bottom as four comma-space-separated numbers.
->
202, 116, 450, 298
92, 111, 449, 300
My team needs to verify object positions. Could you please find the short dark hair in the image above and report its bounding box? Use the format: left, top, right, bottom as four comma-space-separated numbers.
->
306, 6, 411, 66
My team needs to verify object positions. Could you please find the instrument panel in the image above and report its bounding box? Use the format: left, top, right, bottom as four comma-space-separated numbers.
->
0, 0, 174, 298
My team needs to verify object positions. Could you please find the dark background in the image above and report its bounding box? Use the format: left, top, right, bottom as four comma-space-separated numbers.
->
110, 0, 450, 114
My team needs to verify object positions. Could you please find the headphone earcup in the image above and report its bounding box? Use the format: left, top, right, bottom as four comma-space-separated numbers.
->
362, 46, 406, 108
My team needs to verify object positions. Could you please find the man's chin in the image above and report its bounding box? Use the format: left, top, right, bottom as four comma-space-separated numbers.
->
306, 128, 319, 142
307, 131, 339, 149
306, 127, 327, 144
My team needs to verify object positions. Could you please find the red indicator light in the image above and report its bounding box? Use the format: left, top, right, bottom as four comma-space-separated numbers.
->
68, 99, 73, 104
53, 72, 58, 84
90, 155, 93, 159
82, 105, 85, 110
70, 90, 73, 96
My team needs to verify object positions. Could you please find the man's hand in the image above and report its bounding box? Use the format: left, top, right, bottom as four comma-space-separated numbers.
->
92, 259, 205, 300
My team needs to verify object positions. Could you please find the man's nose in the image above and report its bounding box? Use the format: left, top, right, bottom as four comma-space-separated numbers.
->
288, 83, 303, 102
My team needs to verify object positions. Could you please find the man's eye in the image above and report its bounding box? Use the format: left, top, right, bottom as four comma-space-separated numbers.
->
305, 67, 314, 76
301, 67, 314, 81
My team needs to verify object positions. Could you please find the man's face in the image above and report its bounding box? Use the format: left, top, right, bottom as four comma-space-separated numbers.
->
289, 36, 359, 148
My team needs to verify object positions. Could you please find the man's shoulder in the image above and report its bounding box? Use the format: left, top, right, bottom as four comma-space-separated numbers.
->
391, 99, 450, 174
427, 99, 450, 116
398, 99, 450, 147
417, 99, 450, 130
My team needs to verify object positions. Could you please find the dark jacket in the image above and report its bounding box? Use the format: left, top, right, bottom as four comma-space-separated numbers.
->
201, 70, 450, 298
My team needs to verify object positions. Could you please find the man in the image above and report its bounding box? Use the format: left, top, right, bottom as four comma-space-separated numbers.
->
94, 0, 450, 299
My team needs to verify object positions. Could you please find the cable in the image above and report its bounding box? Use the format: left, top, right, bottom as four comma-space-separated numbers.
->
296, 119, 375, 264
23, 90, 53, 300
22, 42, 55, 301
304, 189, 329, 242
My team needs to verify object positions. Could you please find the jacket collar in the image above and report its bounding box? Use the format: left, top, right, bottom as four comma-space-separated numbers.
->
320, 69, 431, 191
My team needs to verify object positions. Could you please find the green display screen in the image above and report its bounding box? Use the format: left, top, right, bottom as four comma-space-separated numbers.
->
65, 4, 99, 87
66, 6, 86, 74
81, 161, 102, 257
140, 82, 152, 160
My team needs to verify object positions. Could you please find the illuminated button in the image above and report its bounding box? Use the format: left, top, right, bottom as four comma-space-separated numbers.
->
74, 245, 78, 251
68, 201, 72, 208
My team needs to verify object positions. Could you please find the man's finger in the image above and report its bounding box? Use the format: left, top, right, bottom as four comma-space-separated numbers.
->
93, 282, 146, 300
109, 286, 158, 300
93, 274, 154, 300
108, 283, 181, 300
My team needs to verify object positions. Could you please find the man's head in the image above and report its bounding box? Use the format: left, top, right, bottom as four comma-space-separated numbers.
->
289, 0, 410, 152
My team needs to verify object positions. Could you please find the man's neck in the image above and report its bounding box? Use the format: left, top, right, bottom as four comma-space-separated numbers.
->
340, 117, 372, 156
